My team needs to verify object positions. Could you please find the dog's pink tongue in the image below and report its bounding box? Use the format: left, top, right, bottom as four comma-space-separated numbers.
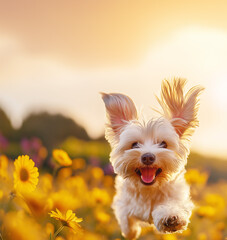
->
140, 167, 156, 183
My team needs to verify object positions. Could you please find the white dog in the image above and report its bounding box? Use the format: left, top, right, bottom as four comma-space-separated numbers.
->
101, 79, 203, 239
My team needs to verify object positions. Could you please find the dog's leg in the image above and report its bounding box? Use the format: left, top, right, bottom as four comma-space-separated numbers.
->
113, 200, 141, 239
112, 177, 142, 239
117, 214, 141, 240
152, 198, 193, 233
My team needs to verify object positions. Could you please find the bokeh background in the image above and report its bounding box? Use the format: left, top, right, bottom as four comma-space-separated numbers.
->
0, 1, 227, 240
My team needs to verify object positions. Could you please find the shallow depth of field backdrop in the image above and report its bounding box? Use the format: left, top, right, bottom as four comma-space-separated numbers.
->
0, 1, 227, 240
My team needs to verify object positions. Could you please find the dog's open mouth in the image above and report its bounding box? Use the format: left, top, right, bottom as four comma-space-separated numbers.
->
135, 167, 162, 185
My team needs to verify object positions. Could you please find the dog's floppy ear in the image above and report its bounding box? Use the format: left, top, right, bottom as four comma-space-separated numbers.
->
101, 93, 137, 142
157, 78, 204, 138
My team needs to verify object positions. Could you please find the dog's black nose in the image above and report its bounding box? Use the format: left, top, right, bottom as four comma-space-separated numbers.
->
141, 153, 156, 165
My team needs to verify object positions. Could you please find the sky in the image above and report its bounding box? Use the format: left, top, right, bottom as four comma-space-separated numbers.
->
0, 0, 227, 158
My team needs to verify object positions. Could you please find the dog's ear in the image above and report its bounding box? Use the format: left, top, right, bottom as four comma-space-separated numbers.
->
157, 78, 204, 138
101, 93, 137, 142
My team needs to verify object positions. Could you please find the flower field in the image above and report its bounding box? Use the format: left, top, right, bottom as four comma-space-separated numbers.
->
0, 136, 227, 240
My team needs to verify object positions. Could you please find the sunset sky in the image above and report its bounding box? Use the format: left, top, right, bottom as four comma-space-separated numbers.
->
0, 0, 227, 158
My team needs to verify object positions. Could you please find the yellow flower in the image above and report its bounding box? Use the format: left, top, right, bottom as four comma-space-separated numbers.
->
52, 149, 72, 166
39, 146, 48, 159
49, 190, 81, 212
23, 190, 49, 217
0, 190, 3, 200
215, 222, 225, 231
197, 205, 216, 218
13, 155, 39, 193
90, 188, 111, 206
197, 233, 207, 240
103, 175, 114, 188
49, 209, 83, 234
65, 176, 88, 201
57, 167, 72, 180
75, 232, 102, 240
94, 209, 111, 223
181, 228, 191, 237
162, 234, 177, 240
72, 158, 86, 170
91, 167, 104, 180
185, 168, 208, 185
3, 211, 45, 240
204, 193, 225, 210
0, 154, 8, 178
39, 173, 53, 193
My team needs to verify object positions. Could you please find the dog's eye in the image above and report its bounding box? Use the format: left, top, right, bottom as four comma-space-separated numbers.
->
131, 142, 140, 149
159, 141, 167, 148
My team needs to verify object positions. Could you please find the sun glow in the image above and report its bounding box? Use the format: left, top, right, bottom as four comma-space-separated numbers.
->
211, 77, 227, 108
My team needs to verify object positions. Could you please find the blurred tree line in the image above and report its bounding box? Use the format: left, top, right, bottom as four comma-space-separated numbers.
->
0, 108, 91, 149
0, 107, 110, 164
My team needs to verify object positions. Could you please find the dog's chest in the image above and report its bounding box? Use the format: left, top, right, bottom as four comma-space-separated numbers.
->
130, 194, 152, 221
127, 188, 162, 223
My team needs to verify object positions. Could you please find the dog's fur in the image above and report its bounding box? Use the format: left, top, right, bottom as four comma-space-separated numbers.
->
101, 78, 203, 239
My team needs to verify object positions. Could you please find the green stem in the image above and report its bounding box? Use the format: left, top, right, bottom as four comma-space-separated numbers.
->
53, 226, 64, 239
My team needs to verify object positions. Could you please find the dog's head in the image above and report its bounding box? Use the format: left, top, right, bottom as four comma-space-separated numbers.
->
101, 79, 203, 187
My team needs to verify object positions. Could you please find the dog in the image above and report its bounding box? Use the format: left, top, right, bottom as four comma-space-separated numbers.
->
101, 78, 203, 239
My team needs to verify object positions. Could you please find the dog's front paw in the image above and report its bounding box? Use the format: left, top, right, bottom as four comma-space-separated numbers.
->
158, 215, 187, 233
